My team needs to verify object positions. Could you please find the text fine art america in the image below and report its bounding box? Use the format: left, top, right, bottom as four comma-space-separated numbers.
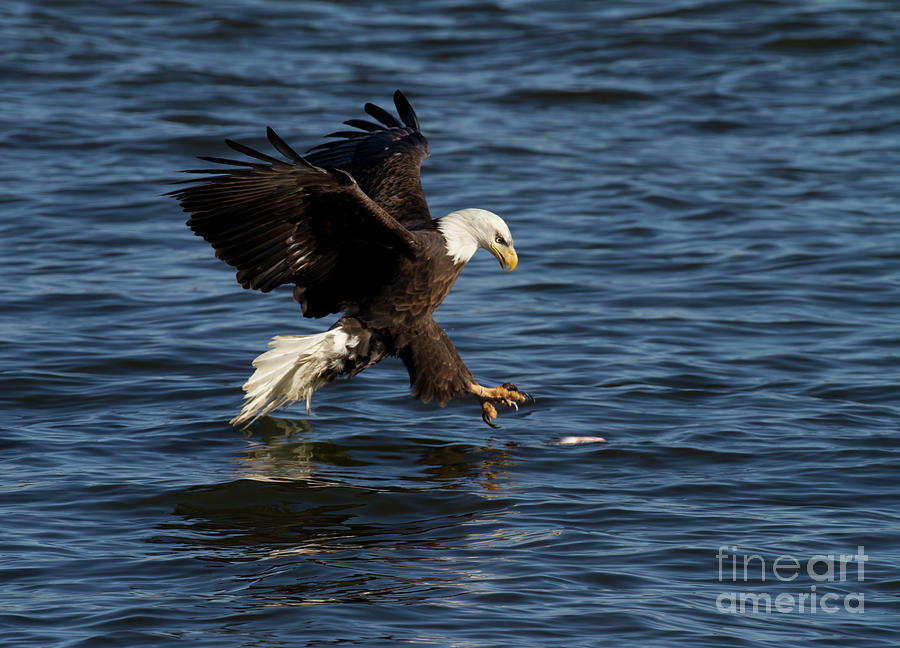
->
171, 91, 532, 427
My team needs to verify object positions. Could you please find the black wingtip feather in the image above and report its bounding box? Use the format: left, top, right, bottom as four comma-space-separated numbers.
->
364, 101, 402, 129
196, 155, 266, 168
393, 90, 419, 130
266, 127, 315, 168
225, 139, 283, 164
325, 130, 368, 139
344, 118, 382, 132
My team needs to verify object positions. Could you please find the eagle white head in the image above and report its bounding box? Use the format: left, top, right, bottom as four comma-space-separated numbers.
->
437, 208, 518, 271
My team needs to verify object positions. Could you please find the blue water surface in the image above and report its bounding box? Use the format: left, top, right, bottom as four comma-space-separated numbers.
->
2, 1, 899, 646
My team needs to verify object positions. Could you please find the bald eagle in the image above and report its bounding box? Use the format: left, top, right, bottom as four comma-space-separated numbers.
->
171, 91, 531, 427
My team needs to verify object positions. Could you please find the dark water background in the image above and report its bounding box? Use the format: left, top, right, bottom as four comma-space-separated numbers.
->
3, 1, 899, 646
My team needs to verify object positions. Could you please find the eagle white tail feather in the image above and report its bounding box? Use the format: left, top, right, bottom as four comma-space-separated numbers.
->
229, 327, 359, 427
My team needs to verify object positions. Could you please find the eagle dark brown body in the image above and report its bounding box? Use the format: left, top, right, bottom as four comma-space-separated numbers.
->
170, 91, 531, 426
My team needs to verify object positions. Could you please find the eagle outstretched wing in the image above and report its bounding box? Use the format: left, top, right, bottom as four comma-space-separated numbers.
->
170, 127, 417, 318
304, 90, 432, 227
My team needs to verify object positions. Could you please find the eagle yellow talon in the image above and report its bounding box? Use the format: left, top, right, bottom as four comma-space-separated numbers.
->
481, 401, 499, 427
470, 382, 532, 427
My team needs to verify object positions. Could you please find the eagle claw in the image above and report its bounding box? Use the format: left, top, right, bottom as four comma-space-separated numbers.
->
471, 382, 533, 427
501, 383, 534, 405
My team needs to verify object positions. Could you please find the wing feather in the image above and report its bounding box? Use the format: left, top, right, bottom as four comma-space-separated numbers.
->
194, 156, 266, 169
225, 139, 284, 165
393, 89, 420, 130
303, 90, 432, 227
343, 119, 382, 131
364, 101, 402, 128
170, 131, 418, 318
266, 126, 310, 166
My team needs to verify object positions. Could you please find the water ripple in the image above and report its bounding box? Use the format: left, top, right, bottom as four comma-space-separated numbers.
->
2, 0, 899, 646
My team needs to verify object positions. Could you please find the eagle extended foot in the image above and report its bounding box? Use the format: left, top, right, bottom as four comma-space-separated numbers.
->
469, 382, 533, 428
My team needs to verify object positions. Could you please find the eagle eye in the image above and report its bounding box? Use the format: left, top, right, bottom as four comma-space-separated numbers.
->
494, 235, 505, 245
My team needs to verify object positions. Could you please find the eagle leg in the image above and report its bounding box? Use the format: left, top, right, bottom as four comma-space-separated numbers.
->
469, 382, 532, 427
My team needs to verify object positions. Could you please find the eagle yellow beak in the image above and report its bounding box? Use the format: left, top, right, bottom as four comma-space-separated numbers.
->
490, 243, 518, 273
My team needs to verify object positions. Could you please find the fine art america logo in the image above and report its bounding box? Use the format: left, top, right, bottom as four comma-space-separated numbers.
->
715, 546, 867, 614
